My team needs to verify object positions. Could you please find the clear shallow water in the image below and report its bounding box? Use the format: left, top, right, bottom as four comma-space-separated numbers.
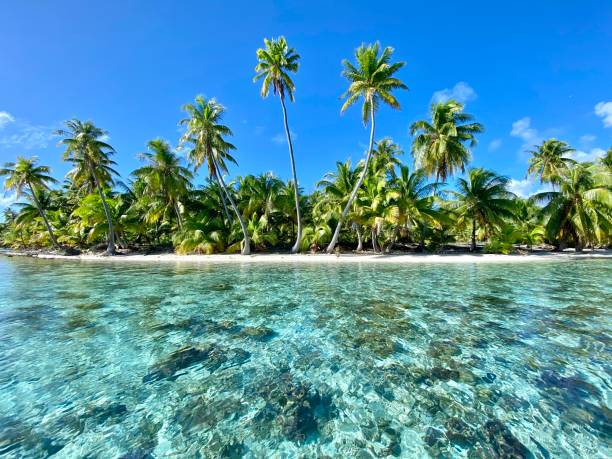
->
0, 258, 610, 458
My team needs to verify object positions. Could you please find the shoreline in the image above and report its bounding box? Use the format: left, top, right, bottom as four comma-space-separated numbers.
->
2, 250, 612, 264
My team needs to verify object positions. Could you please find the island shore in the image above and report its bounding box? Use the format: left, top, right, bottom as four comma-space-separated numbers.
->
2, 249, 611, 264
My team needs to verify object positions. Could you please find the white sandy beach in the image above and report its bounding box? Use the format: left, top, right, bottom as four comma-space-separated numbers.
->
4, 250, 610, 264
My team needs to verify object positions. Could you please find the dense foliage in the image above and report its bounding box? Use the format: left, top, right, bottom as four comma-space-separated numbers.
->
1, 40, 611, 255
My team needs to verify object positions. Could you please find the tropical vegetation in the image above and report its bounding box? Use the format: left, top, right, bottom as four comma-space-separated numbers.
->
1, 40, 610, 255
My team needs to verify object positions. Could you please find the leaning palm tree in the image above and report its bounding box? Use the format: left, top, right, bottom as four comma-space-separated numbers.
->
132, 139, 193, 229
56, 120, 119, 255
410, 100, 483, 182
179, 96, 251, 255
0, 156, 61, 250
449, 168, 516, 251
326, 42, 407, 253
531, 163, 612, 250
254, 36, 303, 253
527, 139, 576, 185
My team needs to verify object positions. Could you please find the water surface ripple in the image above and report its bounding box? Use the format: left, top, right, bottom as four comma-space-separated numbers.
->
0, 257, 610, 458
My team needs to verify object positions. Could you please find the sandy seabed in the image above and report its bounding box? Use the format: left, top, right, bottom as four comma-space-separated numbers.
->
7, 250, 610, 264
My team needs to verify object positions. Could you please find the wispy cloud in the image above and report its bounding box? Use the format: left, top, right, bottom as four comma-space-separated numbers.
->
272, 130, 297, 145
568, 147, 606, 163
508, 176, 551, 198
432, 82, 477, 105
594, 101, 612, 128
0, 123, 56, 150
579, 134, 596, 144
0, 192, 18, 209
488, 138, 502, 152
510, 117, 540, 145
0, 111, 15, 129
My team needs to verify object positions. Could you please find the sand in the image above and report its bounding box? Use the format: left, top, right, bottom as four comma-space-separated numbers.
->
3, 250, 609, 264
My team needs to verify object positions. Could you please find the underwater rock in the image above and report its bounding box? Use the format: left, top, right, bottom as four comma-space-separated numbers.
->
143, 345, 251, 382
427, 340, 462, 359
119, 449, 154, 459
538, 370, 600, 400
238, 325, 276, 341
424, 426, 447, 447
482, 372, 497, 384
248, 371, 337, 442
177, 396, 246, 432
444, 417, 476, 448
484, 419, 533, 458
353, 332, 399, 357
209, 283, 234, 291
431, 367, 460, 381
88, 402, 127, 424
74, 301, 105, 310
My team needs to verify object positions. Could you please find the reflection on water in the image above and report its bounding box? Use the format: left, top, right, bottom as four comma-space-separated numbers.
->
0, 257, 610, 457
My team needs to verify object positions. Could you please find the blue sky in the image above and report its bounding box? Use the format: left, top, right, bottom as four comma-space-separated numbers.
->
1, 0, 611, 211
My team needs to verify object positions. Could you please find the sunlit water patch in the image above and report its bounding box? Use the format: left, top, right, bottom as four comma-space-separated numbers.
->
0, 257, 610, 458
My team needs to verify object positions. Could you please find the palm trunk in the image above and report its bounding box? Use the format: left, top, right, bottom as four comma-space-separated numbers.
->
215, 175, 233, 223
280, 95, 302, 254
214, 162, 251, 255
27, 182, 61, 250
470, 218, 476, 252
173, 200, 183, 230
371, 228, 380, 253
356, 224, 363, 251
327, 103, 376, 253
90, 163, 115, 255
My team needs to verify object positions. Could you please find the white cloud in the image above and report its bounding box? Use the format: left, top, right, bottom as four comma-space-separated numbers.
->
508, 176, 552, 198
432, 82, 477, 105
271, 130, 297, 145
0, 111, 15, 129
595, 101, 612, 128
510, 117, 540, 144
488, 139, 502, 152
568, 147, 606, 163
0, 192, 18, 209
0, 124, 55, 150
579, 134, 596, 144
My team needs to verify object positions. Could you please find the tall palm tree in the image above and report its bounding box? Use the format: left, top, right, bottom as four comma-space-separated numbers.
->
527, 139, 576, 185
254, 36, 303, 253
531, 163, 611, 250
410, 100, 483, 182
0, 156, 61, 250
449, 168, 516, 251
600, 147, 612, 172
326, 42, 407, 253
179, 95, 251, 255
56, 120, 119, 255
132, 139, 193, 229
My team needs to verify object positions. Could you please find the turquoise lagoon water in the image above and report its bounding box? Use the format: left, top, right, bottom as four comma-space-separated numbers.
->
0, 257, 610, 458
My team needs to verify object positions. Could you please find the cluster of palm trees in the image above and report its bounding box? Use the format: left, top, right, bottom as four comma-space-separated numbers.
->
1, 40, 611, 255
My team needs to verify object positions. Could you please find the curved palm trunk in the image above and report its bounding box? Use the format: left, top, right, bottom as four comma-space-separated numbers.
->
214, 175, 233, 223
327, 104, 376, 253
355, 224, 363, 251
172, 199, 183, 230
27, 181, 61, 251
214, 163, 251, 255
279, 95, 302, 253
470, 218, 477, 252
90, 163, 116, 255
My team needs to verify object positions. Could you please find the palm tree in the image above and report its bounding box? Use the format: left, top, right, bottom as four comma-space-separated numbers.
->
0, 156, 61, 250
600, 147, 612, 172
132, 139, 193, 229
317, 160, 364, 249
385, 165, 444, 250
410, 100, 483, 182
254, 36, 303, 253
531, 163, 611, 251
326, 42, 407, 252
56, 120, 119, 255
179, 95, 251, 255
449, 168, 516, 251
527, 139, 576, 185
